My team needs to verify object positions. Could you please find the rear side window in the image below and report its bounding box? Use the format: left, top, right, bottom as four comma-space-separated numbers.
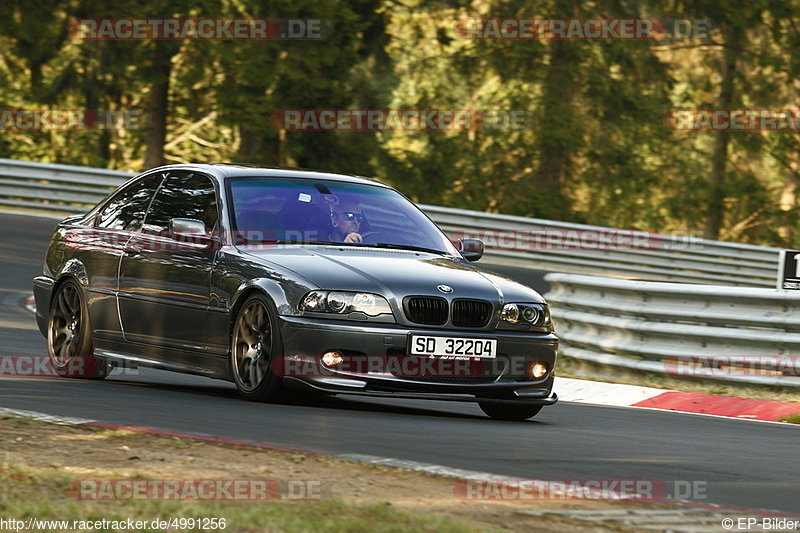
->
144, 172, 218, 234
95, 174, 164, 231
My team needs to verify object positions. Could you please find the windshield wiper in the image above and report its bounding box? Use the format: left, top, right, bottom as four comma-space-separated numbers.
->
239, 238, 448, 255
274, 239, 342, 245
239, 238, 343, 245
372, 242, 448, 255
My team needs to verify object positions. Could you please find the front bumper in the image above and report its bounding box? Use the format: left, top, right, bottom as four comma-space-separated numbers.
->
278, 315, 559, 405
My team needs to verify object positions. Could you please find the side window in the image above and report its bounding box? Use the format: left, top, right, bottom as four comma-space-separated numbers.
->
144, 172, 218, 235
95, 174, 164, 231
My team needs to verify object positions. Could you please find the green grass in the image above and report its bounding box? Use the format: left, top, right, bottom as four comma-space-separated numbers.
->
0, 463, 499, 533
0, 415, 36, 426
97, 429, 138, 438
778, 413, 800, 424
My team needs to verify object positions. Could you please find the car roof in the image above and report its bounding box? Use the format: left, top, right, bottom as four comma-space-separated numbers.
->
141, 163, 391, 188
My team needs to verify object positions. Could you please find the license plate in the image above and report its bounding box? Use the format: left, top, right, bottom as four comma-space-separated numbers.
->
410, 336, 497, 358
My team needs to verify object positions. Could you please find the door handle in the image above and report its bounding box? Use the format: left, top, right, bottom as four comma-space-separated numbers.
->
123, 248, 140, 257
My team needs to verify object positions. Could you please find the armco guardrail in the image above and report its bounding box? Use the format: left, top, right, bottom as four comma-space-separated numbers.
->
0, 158, 131, 213
544, 273, 800, 387
425, 205, 780, 287
0, 158, 781, 286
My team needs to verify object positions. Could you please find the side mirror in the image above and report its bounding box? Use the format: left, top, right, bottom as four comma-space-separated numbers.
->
456, 238, 484, 262
170, 218, 206, 235
169, 218, 220, 250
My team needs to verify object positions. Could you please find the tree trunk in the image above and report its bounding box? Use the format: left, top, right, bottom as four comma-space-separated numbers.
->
83, 69, 105, 166
144, 44, 172, 168
238, 125, 282, 165
531, 38, 578, 220
704, 25, 738, 239
277, 128, 286, 166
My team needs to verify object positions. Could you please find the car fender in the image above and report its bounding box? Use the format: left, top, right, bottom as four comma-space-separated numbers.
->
230, 278, 293, 316
206, 277, 295, 360
58, 258, 89, 287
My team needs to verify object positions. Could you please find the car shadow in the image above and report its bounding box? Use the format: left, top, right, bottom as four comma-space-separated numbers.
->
102, 373, 549, 423
285, 392, 489, 420
311, 394, 553, 425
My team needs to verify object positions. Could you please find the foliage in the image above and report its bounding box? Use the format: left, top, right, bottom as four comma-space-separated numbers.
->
0, 0, 798, 245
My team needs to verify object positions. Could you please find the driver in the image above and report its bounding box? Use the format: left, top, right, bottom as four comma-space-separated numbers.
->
329, 202, 365, 243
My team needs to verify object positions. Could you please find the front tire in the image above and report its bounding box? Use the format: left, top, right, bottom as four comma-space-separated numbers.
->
230, 293, 285, 402
47, 279, 110, 379
478, 402, 542, 421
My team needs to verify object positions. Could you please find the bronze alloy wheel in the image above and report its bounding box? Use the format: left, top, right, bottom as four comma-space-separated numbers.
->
230, 293, 284, 401
47, 279, 109, 379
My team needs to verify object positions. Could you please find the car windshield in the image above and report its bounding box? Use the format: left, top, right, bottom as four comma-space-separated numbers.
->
228, 177, 458, 255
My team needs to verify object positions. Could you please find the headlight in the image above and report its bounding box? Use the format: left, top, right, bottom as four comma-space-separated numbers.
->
500, 303, 520, 323
300, 291, 393, 317
326, 292, 348, 312
499, 303, 552, 331
302, 291, 326, 311
522, 306, 540, 323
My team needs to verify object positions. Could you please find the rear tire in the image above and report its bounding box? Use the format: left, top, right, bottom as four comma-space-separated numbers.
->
478, 402, 542, 421
47, 279, 110, 379
230, 293, 285, 402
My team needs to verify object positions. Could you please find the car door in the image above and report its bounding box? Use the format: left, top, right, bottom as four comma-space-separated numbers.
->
78, 172, 165, 345
117, 171, 219, 364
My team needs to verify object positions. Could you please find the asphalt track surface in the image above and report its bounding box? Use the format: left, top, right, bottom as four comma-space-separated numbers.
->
0, 212, 797, 515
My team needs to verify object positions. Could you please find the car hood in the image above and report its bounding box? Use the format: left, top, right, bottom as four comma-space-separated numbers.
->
239, 245, 545, 304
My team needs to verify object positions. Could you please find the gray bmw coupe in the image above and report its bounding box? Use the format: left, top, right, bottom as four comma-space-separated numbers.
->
33, 164, 558, 420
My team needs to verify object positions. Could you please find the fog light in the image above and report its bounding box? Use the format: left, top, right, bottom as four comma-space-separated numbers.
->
530, 361, 548, 379
321, 351, 343, 367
